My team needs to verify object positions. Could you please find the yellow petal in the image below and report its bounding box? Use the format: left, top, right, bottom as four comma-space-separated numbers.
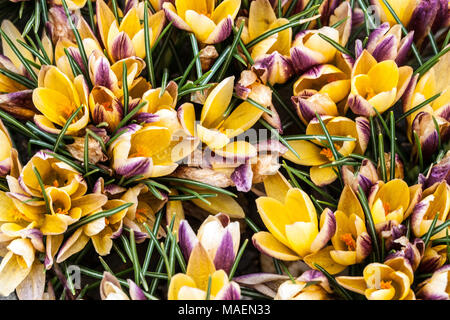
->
200, 76, 234, 128
0, 251, 32, 297
263, 171, 291, 203
375, 179, 410, 213
186, 243, 216, 291
185, 10, 216, 43
168, 273, 197, 300
256, 196, 291, 246
338, 185, 365, 220
330, 249, 357, 265
252, 231, 300, 261
192, 193, 245, 219
220, 101, 264, 138
248, 0, 277, 40
211, 0, 241, 23
285, 222, 317, 257
197, 124, 230, 149
214, 141, 257, 159
336, 276, 367, 295
285, 188, 317, 225
129, 126, 172, 157
282, 140, 328, 166
367, 60, 399, 94
310, 166, 338, 186
119, 7, 141, 39
303, 246, 347, 275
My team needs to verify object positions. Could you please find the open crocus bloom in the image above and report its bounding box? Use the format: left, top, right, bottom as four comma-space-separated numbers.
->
411, 181, 450, 238
4, 152, 107, 236
337, 256, 415, 300
283, 116, 370, 186
416, 265, 450, 300
238, 0, 293, 84
163, 0, 241, 44
179, 76, 265, 152
89, 86, 123, 133
252, 172, 343, 274
290, 26, 340, 74
120, 183, 167, 242
330, 186, 372, 267
168, 242, 241, 300
56, 199, 128, 262
275, 270, 333, 300
97, 0, 165, 62
342, 158, 379, 195
292, 57, 352, 124
100, 272, 146, 300
347, 50, 412, 116
368, 179, 421, 227
109, 110, 199, 179
178, 213, 240, 274
32, 66, 89, 135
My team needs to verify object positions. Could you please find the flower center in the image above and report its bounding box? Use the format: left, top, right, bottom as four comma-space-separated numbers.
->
366, 87, 377, 100
380, 280, 392, 290
135, 208, 147, 224
383, 202, 391, 216
52, 179, 59, 187
101, 101, 113, 112
320, 148, 334, 161
340, 233, 356, 251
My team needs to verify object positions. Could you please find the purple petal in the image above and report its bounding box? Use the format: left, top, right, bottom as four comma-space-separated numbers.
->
290, 45, 320, 74
133, 112, 159, 124
356, 116, 370, 153
93, 57, 115, 90
234, 273, 289, 285
111, 32, 135, 61
231, 162, 253, 192
291, 95, 317, 124
310, 208, 336, 252
205, 17, 232, 44
366, 22, 390, 52
127, 279, 147, 300
356, 232, 372, 261
0, 90, 35, 119
178, 220, 198, 262
115, 157, 152, 178
408, 0, 439, 43
395, 31, 414, 65
215, 282, 241, 300
372, 35, 397, 62
347, 93, 374, 116
213, 230, 235, 274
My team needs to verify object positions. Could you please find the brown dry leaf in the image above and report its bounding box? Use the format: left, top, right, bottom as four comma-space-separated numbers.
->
67, 135, 108, 165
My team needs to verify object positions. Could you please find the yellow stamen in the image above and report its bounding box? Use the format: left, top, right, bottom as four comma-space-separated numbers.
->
340, 233, 356, 251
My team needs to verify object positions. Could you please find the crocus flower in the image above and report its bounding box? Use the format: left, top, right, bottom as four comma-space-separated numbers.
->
179, 76, 265, 151
347, 50, 413, 116
178, 213, 240, 274
252, 172, 342, 274
290, 26, 341, 74
416, 265, 450, 300
329, 186, 372, 267
237, 0, 294, 84
411, 180, 450, 238
275, 270, 333, 300
291, 54, 353, 124
341, 158, 379, 194
337, 256, 415, 300
163, 0, 241, 44
109, 113, 199, 178
368, 179, 421, 227
402, 48, 449, 157
357, 23, 414, 65
283, 116, 370, 186
168, 242, 241, 300
56, 199, 129, 262
418, 245, 447, 273
32, 65, 89, 135
97, 0, 166, 62
100, 272, 147, 300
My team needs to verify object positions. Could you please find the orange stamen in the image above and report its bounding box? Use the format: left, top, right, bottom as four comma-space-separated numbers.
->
135, 208, 147, 224
320, 148, 334, 160
340, 233, 356, 251
52, 179, 59, 187
101, 101, 113, 112
383, 203, 391, 216
380, 280, 392, 290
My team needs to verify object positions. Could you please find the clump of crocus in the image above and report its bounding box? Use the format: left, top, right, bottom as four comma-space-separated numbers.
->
252, 171, 343, 274
337, 256, 415, 300
347, 50, 413, 116
168, 242, 241, 300
178, 213, 240, 274
283, 116, 370, 186
163, 0, 241, 44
